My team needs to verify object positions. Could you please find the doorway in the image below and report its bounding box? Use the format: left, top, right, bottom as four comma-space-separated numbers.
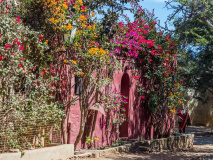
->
119, 73, 130, 137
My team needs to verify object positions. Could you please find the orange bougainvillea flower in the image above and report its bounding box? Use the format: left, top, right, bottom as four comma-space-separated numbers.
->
79, 15, 87, 21
71, 60, 76, 64
170, 109, 176, 114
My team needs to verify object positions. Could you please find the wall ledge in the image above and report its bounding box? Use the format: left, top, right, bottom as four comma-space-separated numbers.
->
0, 144, 74, 160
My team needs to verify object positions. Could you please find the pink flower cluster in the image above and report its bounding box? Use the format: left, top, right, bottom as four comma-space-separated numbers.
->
111, 17, 159, 58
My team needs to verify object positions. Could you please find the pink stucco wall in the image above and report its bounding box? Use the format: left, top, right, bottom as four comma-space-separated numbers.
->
59, 57, 174, 149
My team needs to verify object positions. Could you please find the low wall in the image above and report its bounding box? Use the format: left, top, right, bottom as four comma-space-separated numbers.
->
0, 144, 74, 160
70, 134, 194, 159
131, 134, 194, 152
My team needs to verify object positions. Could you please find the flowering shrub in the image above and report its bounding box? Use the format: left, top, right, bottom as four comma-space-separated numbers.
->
111, 2, 186, 137
21, 0, 70, 30
5, 0, 123, 150
0, 1, 64, 153
66, 3, 125, 149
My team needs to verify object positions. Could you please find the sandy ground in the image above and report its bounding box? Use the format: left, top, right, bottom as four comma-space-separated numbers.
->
80, 126, 213, 160
80, 144, 213, 160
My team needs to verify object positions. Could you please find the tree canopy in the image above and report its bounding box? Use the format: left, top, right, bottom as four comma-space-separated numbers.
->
166, 0, 213, 96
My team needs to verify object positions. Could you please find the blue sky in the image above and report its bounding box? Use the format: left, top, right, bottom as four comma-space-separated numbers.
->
124, 0, 174, 30
140, 0, 172, 28
96, 0, 175, 30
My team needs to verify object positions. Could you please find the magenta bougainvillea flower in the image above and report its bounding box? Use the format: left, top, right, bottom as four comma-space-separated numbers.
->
16, 16, 21, 22
134, 76, 139, 80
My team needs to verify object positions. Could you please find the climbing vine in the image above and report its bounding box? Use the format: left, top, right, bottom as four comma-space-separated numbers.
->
112, 2, 187, 137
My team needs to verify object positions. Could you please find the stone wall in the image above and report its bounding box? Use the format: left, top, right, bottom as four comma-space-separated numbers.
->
131, 134, 194, 152
149, 134, 194, 151
70, 134, 194, 159
187, 89, 213, 127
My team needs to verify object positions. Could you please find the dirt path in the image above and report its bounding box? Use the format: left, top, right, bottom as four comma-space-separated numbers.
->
80, 126, 213, 160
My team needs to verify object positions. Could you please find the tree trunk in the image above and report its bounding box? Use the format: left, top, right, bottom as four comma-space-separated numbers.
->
85, 111, 94, 138
167, 113, 174, 137
74, 109, 87, 150
90, 110, 98, 148
160, 107, 167, 137
61, 118, 67, 144
106, 112, 111, 145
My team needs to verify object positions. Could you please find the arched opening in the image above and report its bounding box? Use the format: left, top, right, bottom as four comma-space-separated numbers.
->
119, 73, 130, 137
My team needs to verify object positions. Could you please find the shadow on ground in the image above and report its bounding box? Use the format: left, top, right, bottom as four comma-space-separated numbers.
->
81, 126, 213, 160
101, 151, 211, 160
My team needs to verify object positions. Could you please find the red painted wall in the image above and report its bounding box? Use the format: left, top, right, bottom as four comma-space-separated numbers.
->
60, 57, 174, 149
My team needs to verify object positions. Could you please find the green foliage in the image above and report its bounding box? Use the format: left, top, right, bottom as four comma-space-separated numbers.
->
85, 136, 99, 148
167, 0, 213, 97
0, 1, 64, 153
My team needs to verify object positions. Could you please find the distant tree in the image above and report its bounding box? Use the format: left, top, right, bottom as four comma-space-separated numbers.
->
166, 0, 213, 96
